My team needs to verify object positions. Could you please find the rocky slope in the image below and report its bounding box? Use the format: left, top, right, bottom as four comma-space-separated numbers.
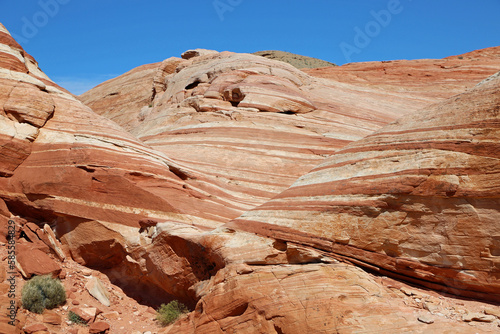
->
253, 50, 336, 69
1, 21, 500, 333
229, 71, 500, 302
0, 23, 233, 310
79, 48, 500, 224
304, 46, 500, 101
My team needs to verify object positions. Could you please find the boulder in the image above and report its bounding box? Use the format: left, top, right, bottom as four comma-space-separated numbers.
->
16, 243, 61, 278
181, 49, 218, 60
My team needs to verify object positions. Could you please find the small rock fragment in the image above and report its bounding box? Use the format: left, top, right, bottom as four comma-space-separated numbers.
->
463, 313, 497, 323
42, 309, 62, 325
81, 268, 93, 276
101, 311, 120, 320
89, 321, 110, 333
23, 323, 48, 333
81, 307, 98, 322
70, 307, 93, 323
400, 287, 416, 296
85, 277, 111, 307
484, 307, 500, 319
423, 302, 439, 313
418, 315, 435, 324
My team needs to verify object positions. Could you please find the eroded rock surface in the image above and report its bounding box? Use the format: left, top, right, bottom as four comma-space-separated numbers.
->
229, 71, 500, 302
1, 22, 500, 333
166, 263, 490, 334
79, 49, 499, 224
304, 46, 500, 100
0, 23, 229, 305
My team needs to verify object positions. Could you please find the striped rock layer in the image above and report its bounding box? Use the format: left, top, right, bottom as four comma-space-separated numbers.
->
304, 46, 500, 101
80, 49, 500, 223
80, 46, 500, 331
0, 24, 226, 227
0, 24, 236, 305
228, 72, 500, 302
2, 23, 500, 332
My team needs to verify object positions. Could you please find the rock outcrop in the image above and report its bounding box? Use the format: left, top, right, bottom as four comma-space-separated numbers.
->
304, 46, 500, 102
228, 71, 500, 302
80, 49, 499, 224
167, 263, 489, 334
78, 62, 161, 132
0, 23, 231, 306
254, 50, 337, 69
2, 22, 500, 333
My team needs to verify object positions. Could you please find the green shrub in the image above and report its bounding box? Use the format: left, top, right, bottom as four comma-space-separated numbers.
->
68, 311, 88, 326
156, 300, 188, 326
21, 275, 66, 313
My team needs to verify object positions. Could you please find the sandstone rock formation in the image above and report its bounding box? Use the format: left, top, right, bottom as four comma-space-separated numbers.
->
1, 21, 500, 333
80, 48, 500, 224
304, 46, 500, 102
78, 62, 161, 132
167, 263, 490, 334
229, 71, 500, 302
0, 23, 229, 306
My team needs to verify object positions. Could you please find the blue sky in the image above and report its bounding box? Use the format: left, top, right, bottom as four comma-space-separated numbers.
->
1, 0, 499, 95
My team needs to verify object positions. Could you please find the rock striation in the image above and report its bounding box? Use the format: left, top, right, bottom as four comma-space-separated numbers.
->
0, 24, 231, 306
166, 263, 488, 334
228, 71, 500, 302
304, 46, 500, 102
2, 22, 500, 333
79, 62, 162, 132
80, 48, 499, 224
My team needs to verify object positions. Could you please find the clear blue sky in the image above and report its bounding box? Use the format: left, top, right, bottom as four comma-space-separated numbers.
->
1, 0, 499, 95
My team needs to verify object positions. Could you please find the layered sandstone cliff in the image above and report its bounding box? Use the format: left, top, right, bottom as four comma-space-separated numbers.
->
229, 71, 500, 302
304, 46, 500, 101
80, 48, 500, 224
0, 23, 232, 307
1, 22, 500, 333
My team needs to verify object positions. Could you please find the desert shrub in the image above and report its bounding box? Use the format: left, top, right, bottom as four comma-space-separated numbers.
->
156, 300, 189, 326
21, 275, 66, 313
68, 311, 88, 326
